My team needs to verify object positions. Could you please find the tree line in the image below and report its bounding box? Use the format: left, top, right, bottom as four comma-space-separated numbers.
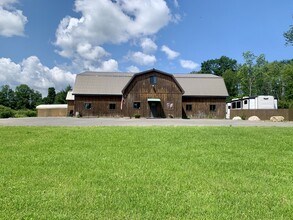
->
193, 51, 293, 108
0, 84, 72, 110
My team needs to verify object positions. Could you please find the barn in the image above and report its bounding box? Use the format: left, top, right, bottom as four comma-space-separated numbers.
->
70, 69, 228, 119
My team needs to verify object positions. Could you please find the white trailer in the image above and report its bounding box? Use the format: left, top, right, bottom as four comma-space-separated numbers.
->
226, 96, 278, 119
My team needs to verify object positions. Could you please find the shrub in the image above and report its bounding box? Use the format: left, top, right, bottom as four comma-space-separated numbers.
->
133, 113, 141, 118
278, 100, 293, 109
0, 105, 15, 118
14, 109, 37, 118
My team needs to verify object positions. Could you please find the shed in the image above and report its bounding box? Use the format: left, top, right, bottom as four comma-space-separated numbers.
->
36, 104, 68, 117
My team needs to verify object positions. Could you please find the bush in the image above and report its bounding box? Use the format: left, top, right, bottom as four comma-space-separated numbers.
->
0, 105, 15, 118
278, 100, 293, 109
133, 113, 141, 118
14, 109, 37, 118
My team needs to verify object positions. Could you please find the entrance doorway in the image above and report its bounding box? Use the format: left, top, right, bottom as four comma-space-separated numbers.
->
147, 98, 164, 118
149, 101, 159, 118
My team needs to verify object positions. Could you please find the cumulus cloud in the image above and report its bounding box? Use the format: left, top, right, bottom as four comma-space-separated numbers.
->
76, 43, 109, 61
96, 59, 119, 72
55, 0, 171, 71
55, 0, 171, 48
161, 45, 180, 60
0, 0, 27, 37
129, 51, 156, 66
180, 59, 199, 69
0, 56, 75, 96
140, 38, 157, 54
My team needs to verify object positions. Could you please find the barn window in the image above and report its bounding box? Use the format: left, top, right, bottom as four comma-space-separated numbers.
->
109, 103, 116, 110
210, 104, 216, 112
244, 100, 248, 104
150, 76, 157, 85
186, 104, 192, 111
133, 102, 140, 109
84, 103, 92, 110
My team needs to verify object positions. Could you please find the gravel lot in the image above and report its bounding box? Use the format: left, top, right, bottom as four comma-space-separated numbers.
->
0, 117, 293, 127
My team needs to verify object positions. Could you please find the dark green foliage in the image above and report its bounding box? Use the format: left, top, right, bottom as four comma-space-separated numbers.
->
284, 24, 293, 46
0, 84, 72, 112
200, 56, 238, 76
55, 85, 72, 104
14, 84, 42, 110
14, 109, 37, 118
44, 87, 56, 104
0, 105, 15, 118
222, 69, 239, 98
0, 85, 16, 109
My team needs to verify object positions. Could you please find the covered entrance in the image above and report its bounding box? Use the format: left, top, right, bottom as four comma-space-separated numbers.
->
148, 98, 164, 118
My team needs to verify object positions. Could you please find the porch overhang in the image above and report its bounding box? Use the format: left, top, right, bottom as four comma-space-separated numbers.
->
147, 98, 161, 102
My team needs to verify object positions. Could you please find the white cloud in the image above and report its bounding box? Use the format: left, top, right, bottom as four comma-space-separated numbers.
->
127, 65, 140, 73
96, 59, 119, 72
140, 38, 157, 54
0, 56, 75, 96
129, 51, 156, 66
161, 45, 180, 60
55, 0, 170, 49
180, 59, 199, 69
76, 43, 109, 61
0, 0, 27, 37
55, 0, 171, 71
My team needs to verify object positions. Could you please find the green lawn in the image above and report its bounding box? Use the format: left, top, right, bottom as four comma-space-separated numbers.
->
1, 126, 293, 219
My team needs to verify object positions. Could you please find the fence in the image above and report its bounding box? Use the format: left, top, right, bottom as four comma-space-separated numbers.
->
230, 109, 293, 121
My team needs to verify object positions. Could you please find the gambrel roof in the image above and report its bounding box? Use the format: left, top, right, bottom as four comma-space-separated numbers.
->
72, 69, 228, 97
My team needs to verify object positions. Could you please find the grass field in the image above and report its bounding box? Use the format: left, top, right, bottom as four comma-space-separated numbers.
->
1, 126, 293, 219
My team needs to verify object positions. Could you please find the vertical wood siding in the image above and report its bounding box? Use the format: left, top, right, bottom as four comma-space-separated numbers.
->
182, 97, 226, 119
123, 71, 183, 118
74, 95, 122, 117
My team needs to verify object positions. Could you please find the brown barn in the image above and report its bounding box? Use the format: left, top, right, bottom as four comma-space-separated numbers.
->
71, 69, 228, 118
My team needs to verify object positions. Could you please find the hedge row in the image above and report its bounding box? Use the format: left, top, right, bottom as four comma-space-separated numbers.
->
0, 105, 37, 118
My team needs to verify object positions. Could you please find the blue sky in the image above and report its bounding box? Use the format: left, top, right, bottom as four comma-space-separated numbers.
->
0, 0, 292, 95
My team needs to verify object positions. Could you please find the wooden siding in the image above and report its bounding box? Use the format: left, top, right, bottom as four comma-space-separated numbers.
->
37, 108, 67, 117
74, 95, 123, 117
182, 96, 226, 119
123, 71, 183, 118
230, 109, 293, 121
67, 100, 75, 116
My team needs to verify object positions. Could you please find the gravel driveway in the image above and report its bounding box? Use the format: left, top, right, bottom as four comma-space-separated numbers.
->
0, 117, 293, 127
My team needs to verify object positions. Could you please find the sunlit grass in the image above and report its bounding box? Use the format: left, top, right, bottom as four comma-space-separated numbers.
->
1, 126, 293, 219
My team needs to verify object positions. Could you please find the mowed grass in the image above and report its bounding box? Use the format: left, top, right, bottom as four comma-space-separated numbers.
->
0, 126, 293, 219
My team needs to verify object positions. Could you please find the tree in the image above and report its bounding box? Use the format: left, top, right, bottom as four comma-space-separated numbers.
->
0, 85, 16, 109
222, 70, 239, 99
15, 84, 42, 109
55, 85, 72, 104
284, 23, 293, 46
200, 56, 238, 76
44, 87, 56, 104
238, 51, 267, 96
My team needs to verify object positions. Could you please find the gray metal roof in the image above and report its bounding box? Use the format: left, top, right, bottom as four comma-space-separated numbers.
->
73, 72, 133, 95
174, 74, 228, 97
72, 71, 228, 97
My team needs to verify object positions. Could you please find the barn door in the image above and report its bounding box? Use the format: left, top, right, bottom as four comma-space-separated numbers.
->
149, 102, 159, 118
